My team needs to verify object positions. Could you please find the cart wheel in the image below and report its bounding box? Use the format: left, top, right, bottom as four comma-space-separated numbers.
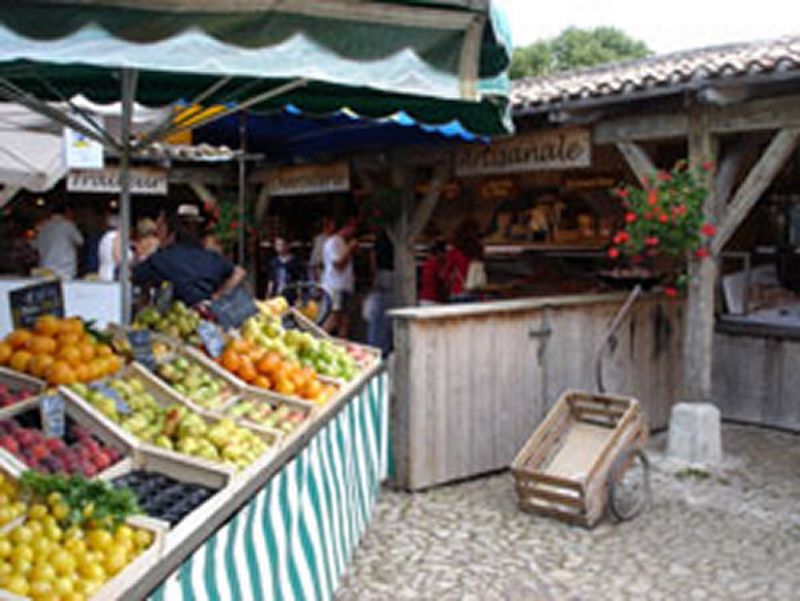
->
608, 447, 651, 522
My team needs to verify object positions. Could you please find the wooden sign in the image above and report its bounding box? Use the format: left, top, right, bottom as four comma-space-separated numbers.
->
128, 330, 156, 370
564, 176, 617, 191
40, 394, 65, 438
264, 161, 349, 196
67, 167, 168, 195
9, 281, 64, 329
479, 178, 518, 201
210, 285, 258, 330
197, 320, 225, 359
456, 129, 591, 176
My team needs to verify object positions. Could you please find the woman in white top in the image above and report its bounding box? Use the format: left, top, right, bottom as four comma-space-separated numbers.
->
98, 214, 131, 281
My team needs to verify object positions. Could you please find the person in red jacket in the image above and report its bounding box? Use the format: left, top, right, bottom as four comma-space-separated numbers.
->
419, 239, 446, 305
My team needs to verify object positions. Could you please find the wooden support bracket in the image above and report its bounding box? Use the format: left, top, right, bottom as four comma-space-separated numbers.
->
712, 127, 800, 254
615, 141, 656, 183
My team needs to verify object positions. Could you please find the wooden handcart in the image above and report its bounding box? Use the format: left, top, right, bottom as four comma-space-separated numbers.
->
511, 390, 651, 527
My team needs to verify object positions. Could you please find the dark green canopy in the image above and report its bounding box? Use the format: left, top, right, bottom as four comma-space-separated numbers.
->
0, 0, 512, 134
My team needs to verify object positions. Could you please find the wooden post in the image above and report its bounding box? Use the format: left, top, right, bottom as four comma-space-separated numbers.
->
615, 141, 656, 183
683, 108, 718, 402
390, 163, 417, 308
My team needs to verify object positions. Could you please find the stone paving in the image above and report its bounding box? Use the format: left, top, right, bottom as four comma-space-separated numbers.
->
335, 424, 800, 600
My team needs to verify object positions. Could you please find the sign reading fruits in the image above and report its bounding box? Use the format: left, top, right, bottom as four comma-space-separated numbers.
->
40, 394, 65, 437
9, 280, 64, 329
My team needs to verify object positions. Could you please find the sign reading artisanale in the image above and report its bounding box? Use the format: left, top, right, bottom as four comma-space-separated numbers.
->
67, 167, 168, 195
456, 129, 591, 176
265, 161, 350, 196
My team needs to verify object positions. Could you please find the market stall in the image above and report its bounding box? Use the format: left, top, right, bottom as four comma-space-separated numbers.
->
0, 2, 512, 599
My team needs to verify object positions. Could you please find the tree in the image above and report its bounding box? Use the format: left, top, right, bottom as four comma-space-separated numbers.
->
511, 27, 651, 79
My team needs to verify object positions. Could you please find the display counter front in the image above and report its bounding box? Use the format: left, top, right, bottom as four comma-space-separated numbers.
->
0, 277, 122, 336
390, 292, 684, 490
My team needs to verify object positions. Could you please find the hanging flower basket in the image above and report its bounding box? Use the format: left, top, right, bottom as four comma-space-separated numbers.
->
604, 161, 717, 296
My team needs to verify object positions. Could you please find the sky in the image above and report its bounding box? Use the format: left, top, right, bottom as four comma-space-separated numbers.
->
496, 0, 800, 54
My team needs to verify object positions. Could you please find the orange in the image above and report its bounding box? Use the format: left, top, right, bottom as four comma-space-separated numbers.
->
7, 329, 33, 350
220, 350, 241, 373
8, 350, 33, 373
238, 357, 257, 383
0, 342, 12, 365
29, 353, 55, 378
303, 379, 322, 400
229, 339, 251, 355
59, 317, 84, 336
47, 361, 75, 386
96, 344, 113, 357
73, 364, 91, 383
275, 377, 296, 397
249, 347, 266, 363
56, 332, 81, 348
106, 355, 122, 375
78, 341, 96, 362
252, 375, 272, 390
257, 352, 282, 376
87, 360, 104, 381
34, 315, 60, 337
57, 346, 82, 367
27, 335, 57, 355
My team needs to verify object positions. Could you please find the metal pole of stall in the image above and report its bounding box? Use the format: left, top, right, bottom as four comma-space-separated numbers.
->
238, 112, 247, 266
119, 68, 137, 324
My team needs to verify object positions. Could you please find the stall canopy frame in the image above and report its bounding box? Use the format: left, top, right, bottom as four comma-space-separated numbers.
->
0, 0, 512, 323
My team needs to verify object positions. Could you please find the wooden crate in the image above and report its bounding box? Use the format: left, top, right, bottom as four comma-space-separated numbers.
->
511, 390, 647, 528
222, 387, 317, 445
0, 391, 138, 480
62, 363, 278, 478
0, 513, 165, 601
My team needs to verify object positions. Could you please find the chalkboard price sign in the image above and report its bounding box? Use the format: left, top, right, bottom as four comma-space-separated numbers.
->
210, 285, 258, 330
197, 320, 225, 358
128, 329, 156, 370
9, 281, 65, 329
40, 394, 65, 438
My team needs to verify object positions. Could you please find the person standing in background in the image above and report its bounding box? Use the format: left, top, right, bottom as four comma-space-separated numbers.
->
135, 217, 161, 263
97, 213, 131, 281
309, 216, 335, 282
267, 236, 303, 297
35, 201, 84, 279
322, 218, 358, 337
366, 227, 394, 354
419, 239, 446, 305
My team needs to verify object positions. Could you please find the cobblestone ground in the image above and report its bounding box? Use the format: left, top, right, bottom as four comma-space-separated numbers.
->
335, 424, 800, 600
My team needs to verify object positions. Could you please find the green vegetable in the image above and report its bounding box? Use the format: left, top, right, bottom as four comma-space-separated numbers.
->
20, 470, 141, 527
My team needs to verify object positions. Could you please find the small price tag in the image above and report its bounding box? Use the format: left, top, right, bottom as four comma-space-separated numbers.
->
92, 384, 131, 415
154, 281, 174, 314
128, 329, 156, 370
198, 320, 225, 358
211, 284, 258, 330
40, 395, 65, 438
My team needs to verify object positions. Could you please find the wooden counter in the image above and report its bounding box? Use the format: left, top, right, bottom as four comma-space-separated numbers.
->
390, 293, 684, 490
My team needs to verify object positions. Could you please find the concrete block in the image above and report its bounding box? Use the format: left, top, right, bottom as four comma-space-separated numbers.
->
666, 402, 722, 466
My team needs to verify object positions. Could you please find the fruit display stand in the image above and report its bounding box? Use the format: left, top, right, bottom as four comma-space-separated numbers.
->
0, 328, 389, 600
141, 356, 389, 601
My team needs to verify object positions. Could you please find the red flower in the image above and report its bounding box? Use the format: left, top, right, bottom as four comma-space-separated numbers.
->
695, 247, 710, 259
656, 171, 672, 182
647, 189, 659, 206
644, 211, 654, 221
664, 286, 678, 298
701, 223, 716, 237
613, 231, 630, 245
701, 160, 716, 171
659, 213, 669, 224
615, 188, 630, 199
607, 247, 620, 259
645, 236, 660, 247
624, 212, 637, 224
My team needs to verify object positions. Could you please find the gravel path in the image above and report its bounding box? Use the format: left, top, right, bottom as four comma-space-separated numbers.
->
335, 424, 800, 600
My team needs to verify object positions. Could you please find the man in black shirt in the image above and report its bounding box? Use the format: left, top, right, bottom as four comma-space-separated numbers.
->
133, 208, 246, 306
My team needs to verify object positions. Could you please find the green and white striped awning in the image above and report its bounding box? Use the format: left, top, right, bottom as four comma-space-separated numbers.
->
0, 0, 513, 135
